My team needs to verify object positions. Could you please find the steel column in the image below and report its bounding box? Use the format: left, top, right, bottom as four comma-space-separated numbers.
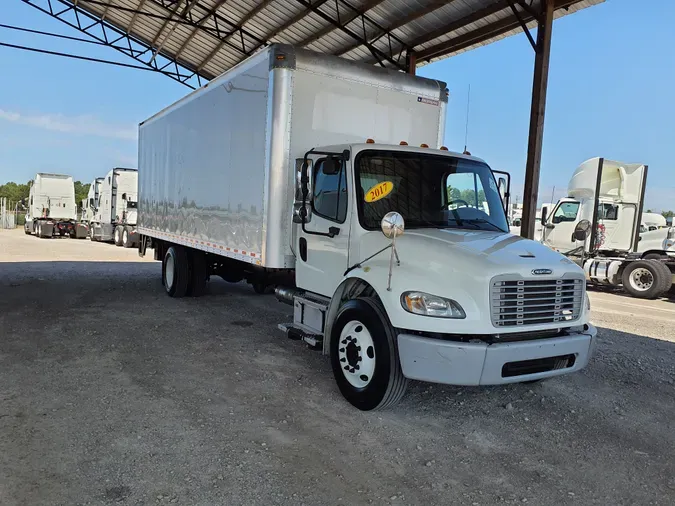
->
520, 0, 554, 239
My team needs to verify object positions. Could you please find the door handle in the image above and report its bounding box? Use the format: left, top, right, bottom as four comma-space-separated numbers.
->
328, 226, 340, 237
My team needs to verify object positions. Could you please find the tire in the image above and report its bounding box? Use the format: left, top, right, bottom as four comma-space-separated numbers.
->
122, 227, 134, 248
24, 224, 31, 235
114, 226, 123, 246
163, 246, 190, 298
330, 297, 408, 411
653, 261, 673, 294
187, 250, 208, 297
89, 225, 96, 241
621, 260, 666, 299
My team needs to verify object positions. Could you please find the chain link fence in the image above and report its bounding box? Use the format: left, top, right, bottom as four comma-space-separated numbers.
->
0, 198, 25, 229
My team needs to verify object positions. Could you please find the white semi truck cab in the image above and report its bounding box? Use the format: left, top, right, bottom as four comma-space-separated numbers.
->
541, 157, 674, 299
90, 167, 139, 248
138, 44, 596, 410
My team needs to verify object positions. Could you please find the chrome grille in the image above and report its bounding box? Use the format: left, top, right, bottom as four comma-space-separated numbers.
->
491, 277, 584, 327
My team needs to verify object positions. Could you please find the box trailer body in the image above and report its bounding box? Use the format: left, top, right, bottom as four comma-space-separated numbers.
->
138, 45, 445, 268
24, 173, 86, 238
541, 157, 675, 298
138, 45, 596, 410
91, 168, 139, 247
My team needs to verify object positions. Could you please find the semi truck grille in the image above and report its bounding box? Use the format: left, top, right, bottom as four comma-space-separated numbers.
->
491, 277, 584, 327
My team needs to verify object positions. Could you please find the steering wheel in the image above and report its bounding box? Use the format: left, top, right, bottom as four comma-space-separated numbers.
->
444, 199, 469, 209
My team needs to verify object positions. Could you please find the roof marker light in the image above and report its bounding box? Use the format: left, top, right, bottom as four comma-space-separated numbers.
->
399, 141, 408, 145
420, 143, 429, 148
440, 146, 448, 151
366, 138, 375, 144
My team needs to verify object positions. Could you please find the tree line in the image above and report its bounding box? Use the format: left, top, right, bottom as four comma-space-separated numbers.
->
0, 180, 90, 209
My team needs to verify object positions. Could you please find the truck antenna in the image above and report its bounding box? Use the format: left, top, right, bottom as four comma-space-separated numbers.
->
463, 84, 471, 154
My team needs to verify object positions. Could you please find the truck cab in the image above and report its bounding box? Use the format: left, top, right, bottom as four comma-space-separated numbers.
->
290, 143, 596, 409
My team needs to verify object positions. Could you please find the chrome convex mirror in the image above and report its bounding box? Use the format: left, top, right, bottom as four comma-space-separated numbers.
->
381, 211, 405, 239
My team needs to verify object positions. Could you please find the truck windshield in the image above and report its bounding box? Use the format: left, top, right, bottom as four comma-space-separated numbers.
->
355, 150, 509, 232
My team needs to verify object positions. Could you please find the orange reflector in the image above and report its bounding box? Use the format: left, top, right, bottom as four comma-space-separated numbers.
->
366, 138, 375, 144
276, 55, 286, 60
399, 141, 408, 146
440, 146, 448, 151
420, 143, 429, 148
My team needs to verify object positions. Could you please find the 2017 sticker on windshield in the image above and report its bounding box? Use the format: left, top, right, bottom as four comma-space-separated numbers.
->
364, 181, 394, 203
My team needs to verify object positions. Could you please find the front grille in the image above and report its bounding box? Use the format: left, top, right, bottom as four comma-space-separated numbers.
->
491, 276, 584, 327
502, 354, 576, 377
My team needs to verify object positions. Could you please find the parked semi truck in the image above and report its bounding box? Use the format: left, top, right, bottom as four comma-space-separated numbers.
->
80, 177, 104, 229
24, 173, 87, 238
541, 157, 675, 299
137, 45, 596, 410
90, 167, 139, 248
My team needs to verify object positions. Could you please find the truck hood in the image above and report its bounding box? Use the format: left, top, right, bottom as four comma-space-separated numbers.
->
400, 228, 571, 270
353, 228, 586, 334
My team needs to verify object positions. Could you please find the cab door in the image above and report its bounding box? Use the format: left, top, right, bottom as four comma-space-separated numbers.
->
542, 200, 581, 252
295, 156, 351, 297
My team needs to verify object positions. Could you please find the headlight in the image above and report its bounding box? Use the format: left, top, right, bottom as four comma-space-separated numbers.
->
401, 291, 466, 318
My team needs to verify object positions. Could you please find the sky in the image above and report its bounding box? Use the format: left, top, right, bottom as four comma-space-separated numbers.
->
0, 0, 674, 211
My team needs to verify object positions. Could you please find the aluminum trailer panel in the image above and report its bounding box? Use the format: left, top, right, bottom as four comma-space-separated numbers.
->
138, 44, 447, 268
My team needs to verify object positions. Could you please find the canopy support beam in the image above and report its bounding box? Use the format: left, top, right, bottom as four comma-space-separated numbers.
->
520, 0, 554, 239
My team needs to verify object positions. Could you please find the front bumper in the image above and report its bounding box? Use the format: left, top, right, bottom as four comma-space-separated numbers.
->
397, 324, 597, 386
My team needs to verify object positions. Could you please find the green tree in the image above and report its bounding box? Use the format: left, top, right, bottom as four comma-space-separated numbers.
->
662, 210, 674, 219
73, 181, 90, 206
646, 209, 653, 213
0, 181, 30, 205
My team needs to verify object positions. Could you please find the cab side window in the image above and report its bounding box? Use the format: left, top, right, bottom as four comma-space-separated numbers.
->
313, 159, 348, 223
552, 202, 580, 223
598, 203, 618, 220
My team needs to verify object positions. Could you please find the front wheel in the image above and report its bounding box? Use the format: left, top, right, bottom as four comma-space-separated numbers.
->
330, 298, 408, 411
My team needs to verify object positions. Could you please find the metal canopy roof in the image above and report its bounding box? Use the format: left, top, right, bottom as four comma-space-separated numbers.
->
25, 0, 602, 88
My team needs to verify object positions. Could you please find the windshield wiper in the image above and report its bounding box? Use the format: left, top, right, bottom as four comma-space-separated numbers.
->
462, 218, 505, 231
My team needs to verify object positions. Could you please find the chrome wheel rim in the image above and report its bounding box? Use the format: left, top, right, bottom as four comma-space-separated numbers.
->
338, 320, 376, 388
629, 268, 653, 292
165, 255, 175, 289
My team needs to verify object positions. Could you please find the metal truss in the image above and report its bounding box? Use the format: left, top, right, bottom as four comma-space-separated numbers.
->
21, 0, 203, 88
290, 0, 411, 71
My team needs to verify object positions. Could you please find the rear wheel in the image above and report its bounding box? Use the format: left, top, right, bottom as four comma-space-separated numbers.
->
330, 298, 408, 411
163, 246, 190, 298
622, 260, 666, 299
114, 226, 123, 246
122, 227, 134, 248
187, 250, 208, 297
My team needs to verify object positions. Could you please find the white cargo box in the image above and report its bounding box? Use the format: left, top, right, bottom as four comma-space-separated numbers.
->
138, 44, 448, 268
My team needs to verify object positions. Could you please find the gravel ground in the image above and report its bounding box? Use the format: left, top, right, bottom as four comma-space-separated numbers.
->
1, 229, 674, 506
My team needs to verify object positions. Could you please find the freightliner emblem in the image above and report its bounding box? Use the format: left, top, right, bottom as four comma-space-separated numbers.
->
532, 269, 553, 275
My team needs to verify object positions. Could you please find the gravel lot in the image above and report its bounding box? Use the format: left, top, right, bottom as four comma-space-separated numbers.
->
1, 228, 673, 506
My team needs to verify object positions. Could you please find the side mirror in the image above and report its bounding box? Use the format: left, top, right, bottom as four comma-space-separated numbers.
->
540, 207, 548, 225
381, 211, 405, 239
122, 193, 127, 200
573, 219, 591, 241
89, 198, 94, 207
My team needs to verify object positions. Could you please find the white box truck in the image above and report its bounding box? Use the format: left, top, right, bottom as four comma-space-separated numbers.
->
138, 45, 596, 410
541, 157, 674, 299
24, 173, 87, 238
80, 177, 103, 227
90, 167, 139, 248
